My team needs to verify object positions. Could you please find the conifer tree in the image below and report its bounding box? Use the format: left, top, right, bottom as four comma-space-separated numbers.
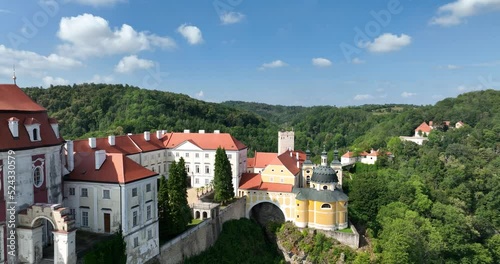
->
214, 147, 234, 204
167, 158, 193, 235
158, 175, 170, 237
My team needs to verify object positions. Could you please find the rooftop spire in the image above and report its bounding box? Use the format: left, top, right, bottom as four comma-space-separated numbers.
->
12, 65, 17, 85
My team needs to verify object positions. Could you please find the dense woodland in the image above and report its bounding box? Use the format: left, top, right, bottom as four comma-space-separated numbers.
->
23, 84, 500, 263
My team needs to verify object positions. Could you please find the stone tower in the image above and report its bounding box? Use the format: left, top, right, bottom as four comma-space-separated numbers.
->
278, 130, 294, 155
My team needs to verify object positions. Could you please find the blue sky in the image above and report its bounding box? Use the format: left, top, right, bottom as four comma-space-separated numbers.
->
1, 0, 499, 106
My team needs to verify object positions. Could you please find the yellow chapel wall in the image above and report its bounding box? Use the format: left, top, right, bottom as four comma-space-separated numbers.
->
261, 165, 296, 185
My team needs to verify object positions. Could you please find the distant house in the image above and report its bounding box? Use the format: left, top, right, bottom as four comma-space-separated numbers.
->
414, 122, 433, 137
341, 149, 393, 165
455, 121, 465, 129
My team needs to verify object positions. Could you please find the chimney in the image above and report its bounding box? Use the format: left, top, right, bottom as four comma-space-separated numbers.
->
95, 150, 106, 170
144, 131, 151, 141
162, 130, 167, 134
296, 152, 299, 160
156, 130, 162, 139
65, 141, 74, 172
89, 137, 96, 149
127, 133, 133, 136
199, 130, 205, 134
290, 152, 293, 157
297, 161, 300, 168
184, 129, 190, 133
214, 130, 220, 134
7, 117, 19, 138
108, 135, 115, 146
429, 121, 433, 127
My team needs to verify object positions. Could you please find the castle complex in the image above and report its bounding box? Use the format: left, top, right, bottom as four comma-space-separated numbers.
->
239, 131, 349, 231
1, 83, 349, 263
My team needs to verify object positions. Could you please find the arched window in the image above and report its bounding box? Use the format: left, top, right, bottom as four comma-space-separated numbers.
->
306, 176, 310, 185
323, 185, 328, 190
33, 128, 38, 141
33, 167, 43, 188
321, 204, 331, 209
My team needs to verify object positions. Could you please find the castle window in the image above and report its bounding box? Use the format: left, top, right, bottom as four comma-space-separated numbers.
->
306, 170, 310, 174
33, 167, 43, 188
306, 176, 311, 185
33, 128, 39, 140
321, 204, 331, 209
323, 185, 328, 190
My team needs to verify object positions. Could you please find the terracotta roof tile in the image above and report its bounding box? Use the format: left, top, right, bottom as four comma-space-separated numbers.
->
73, 136, 142, 155
163, 132, 247, 151
128, 133, 165, 152
239, 173, 293, 192
67, 152, 157, 184
0, 84, 46, 112
249, 152, 278, 168
239, 173, 261, 189
0, 112, 64, 151
415, 122, 433, 133
269, 150, 302, 175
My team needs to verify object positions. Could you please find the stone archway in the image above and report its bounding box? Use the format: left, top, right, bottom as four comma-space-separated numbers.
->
17, 203, 76, 264
249, 202, 285, 227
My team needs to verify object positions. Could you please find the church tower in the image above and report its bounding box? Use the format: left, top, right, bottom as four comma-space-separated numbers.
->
302, 147, 314, 188
330, 147, 343, 187
320, 146, 328, 166
278, 130, 294, 155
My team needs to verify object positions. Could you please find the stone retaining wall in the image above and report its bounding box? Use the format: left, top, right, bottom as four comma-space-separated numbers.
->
156, 197, 246, 264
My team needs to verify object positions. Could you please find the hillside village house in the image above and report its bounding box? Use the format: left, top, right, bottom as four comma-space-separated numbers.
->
64, 150, 159, 264
71, 130, 248, 192
401, 120, 466, 145
341, 149, 393, 165
0, 84, 75, 263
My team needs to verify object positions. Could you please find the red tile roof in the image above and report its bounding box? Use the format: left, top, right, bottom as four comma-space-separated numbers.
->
415, 122, 433, 133
0, 84, 47, 112
239, 173, 261, 189
67, 152, 157, 184
0, 84, 64, 151
128, 133, 165, 152
239, 173, 293, 192
342, 151, 355, 158
248, 152, 278, 168
272, 150, 302, 175
162, 132, 247, 151
73, 136, 142, 155
0, 112, 64, 151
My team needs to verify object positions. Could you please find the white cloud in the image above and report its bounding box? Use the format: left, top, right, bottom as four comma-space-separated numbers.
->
0, 45, 82, 78
195, 90, 204, 98
457, 84, 483, 92
312, 58, 332, 67
57, 13, 176, 58
362, 33, 412, 53
444, 64, 460, 70
43, 76, 70, 87
66, 0, 126, 7
258, 60, 288, 70
353, 94, 374, 101
88, 74, 114, 83
115, 55, 154, 73
177, 24, 204, 45
351, 57, 366, 64
430, 0, 500, 26
220, 11, 245, 25
401, 92, 417, 98
0, 9, 12, 14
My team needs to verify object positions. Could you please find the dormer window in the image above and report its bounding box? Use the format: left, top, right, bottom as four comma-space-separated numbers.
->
24, 118, 41, 142
49, 118, 59, 138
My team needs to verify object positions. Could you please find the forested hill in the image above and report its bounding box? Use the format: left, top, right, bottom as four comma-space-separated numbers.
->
22, 84, 279, 153
23, 84, 499, 155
